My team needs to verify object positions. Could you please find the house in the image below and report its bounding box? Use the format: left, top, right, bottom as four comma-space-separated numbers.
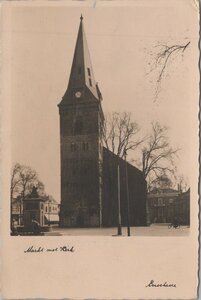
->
148, 187, 190, 225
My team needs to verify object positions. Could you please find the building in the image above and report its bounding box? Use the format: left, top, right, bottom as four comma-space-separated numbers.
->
44, 196, 60, 224
174, 189, 190, 225
148, 188, 190, 225
58, 16, 147, 227
11, 196, 21, 225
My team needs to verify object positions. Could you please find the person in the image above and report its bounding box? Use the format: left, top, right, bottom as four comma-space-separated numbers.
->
31, 219, 41, 235
172, 217, 179, 228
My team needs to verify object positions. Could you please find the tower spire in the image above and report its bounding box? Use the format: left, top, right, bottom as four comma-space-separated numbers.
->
62, 16, 99, 102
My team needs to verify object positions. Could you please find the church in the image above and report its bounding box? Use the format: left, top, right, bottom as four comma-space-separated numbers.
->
58, 16, 147, 228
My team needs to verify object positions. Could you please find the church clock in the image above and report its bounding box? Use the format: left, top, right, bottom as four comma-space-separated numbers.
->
75, 91, 82, 98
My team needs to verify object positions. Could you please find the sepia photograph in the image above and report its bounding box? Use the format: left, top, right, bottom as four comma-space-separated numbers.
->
9, 4, 193, 237
1, 1, 199, 299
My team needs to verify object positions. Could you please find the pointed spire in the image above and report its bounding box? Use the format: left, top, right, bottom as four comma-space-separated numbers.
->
63, 15, 99, 101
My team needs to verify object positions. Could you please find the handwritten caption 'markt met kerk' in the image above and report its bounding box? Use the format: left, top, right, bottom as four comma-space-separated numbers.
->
24, 245, 74, 253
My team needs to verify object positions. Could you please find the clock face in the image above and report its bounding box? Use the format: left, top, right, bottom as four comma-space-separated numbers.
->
75, 91, 82, 98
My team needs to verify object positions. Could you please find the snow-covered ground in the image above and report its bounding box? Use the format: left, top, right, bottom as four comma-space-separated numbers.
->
45, 223, 190, 236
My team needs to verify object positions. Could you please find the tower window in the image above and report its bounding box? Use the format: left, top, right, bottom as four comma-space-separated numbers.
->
78, 66, 82, 74
71, 143, 77, 152
89, 78, 92, 87
87, 68, 91, 76
82, 142, 89, 151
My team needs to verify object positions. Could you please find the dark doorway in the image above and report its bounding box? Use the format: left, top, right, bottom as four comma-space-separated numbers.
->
76, 215, 84, 227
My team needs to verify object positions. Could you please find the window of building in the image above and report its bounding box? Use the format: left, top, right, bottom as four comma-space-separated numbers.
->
78, 66, 82, 74
89, 78, 92, 87
87, 68, 91, 76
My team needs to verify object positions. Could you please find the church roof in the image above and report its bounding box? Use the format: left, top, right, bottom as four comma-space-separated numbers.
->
62, 15, 99, 101
103, 147, 144, 178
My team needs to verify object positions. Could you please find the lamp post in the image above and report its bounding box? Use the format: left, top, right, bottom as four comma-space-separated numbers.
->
117, 159, 122, 235
124, 150, 131, 236
48, 201, 50, 225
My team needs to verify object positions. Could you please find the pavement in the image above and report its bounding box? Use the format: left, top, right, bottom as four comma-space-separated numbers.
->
44, 223, 190, 236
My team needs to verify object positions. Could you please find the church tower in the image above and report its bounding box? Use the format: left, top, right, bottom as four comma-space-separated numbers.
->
58, 16, 104, 227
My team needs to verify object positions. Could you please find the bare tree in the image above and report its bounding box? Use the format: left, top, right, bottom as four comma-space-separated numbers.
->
25, 179, 45, 197
10, 163, 22, 227
149, 174, 173, 191
18, 166, 38, 201
10, 163, 22, 201
10, 163, 45, 225
147, 41, 190, 101
102, 112, 144, 158
141, 122, 178, 188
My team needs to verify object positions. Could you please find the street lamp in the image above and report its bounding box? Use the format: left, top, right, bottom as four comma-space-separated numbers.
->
124, 149, 131, 236
117, 157, 122, 235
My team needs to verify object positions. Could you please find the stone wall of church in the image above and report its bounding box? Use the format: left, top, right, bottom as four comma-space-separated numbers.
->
102, 147, 147, 227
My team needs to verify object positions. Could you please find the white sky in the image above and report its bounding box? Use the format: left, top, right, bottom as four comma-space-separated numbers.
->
7, 1, 199, 201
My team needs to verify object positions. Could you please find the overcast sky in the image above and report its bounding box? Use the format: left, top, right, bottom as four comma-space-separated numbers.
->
7, 1, 199, 201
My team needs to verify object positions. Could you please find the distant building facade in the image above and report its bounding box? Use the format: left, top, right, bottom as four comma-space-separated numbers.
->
11, 196, 21, 225
44, 197, 60, 224
148, 188, 190, 225
58, 16, 147, 228
174, 189, 190, 225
